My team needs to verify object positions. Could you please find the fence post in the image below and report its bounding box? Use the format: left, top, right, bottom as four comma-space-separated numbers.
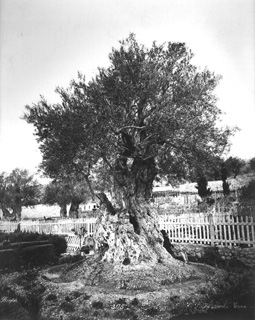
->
209, 214, 215, 246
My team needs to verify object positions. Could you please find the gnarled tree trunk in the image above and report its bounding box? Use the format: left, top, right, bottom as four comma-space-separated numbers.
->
94, 157, 175, 266
0, 205, 12, 220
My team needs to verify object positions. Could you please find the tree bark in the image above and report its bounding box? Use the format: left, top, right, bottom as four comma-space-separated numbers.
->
94, 157, 175, 266
12, 204, 22, 221
0, 205, 11, 219
94, 195, 173, 266
83, 172, 95, 201
69, 200, 80, 218
60, 203, 67, 218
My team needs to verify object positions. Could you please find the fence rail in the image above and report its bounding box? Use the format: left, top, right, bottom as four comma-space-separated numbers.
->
1, 214, 255, 248
0, 218, 97, 236
158, 214, 255, 247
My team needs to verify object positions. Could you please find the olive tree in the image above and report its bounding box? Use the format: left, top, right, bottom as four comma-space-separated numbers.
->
24, 35, 234, 265
0, 169, 41, 220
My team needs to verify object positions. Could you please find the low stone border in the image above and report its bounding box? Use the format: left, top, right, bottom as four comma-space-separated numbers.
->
172, 242, 255, 267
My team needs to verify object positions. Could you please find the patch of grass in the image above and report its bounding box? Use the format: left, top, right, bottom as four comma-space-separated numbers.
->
83, 293, 91, 300
93, 310, 100, 316
66, 314, 83, 320
161, 278, 173, 285
60, 301, 75, 312
114, 308, 136, 319
169, 295, 180, 304
65, 295, 71, 302
130, 298, 139, 306
45, 293, 57, 301
92, 300, 103, 309
115, 297, 126, 305
72, 290, 82, 299
145, 306, 159, 316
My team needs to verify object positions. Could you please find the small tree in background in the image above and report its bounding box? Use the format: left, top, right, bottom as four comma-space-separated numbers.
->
195, 175, 212, 199
221, 165, 230, 197
240, 180, 255, 201
249, 157, 255, 172
43, 176, 90, 218
43, 181, 69, 217
0, 169, 41, 220
224, 156, 245, 178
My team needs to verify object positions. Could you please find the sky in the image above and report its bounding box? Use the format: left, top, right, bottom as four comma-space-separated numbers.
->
0, 0, 254, 180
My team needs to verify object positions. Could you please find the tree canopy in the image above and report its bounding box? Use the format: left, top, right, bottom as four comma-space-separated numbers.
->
0, 169, 41, 220
43, 175, 91, 218
23, 34, 237, 265
24, 34, 234, 204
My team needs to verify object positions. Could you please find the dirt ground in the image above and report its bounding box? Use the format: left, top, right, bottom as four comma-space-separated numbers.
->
1, 253, 254, 320
0, 251, 252, 320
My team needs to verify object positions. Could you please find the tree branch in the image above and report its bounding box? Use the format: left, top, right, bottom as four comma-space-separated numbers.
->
115, 125, 146, 134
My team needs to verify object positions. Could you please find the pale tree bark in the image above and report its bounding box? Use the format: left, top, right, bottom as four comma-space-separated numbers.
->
94, 157, 176, 266
0, 205, 12, 220
60, 203, 67, 218
95, 196, 173, 266
69, 200, 80, 218
12, 204, 22, 221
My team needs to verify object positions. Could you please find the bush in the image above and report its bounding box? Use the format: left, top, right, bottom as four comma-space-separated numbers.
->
0, 231, 67, 256
0, 249, 19, 271
92, 301, 103, 309
60, 301, 75, 312
240, 180, 255, 200
48, 234, 67, 256
45, 293, 57, 301
201, 246, 224, 267
20, 244, 56, 267
145, 307, 159, 316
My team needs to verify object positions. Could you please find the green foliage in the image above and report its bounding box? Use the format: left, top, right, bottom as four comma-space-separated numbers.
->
115, 298, 126, 305
222, 180, 230, 196
48, 234, 67, 256
92, 301, 104, 309
145, 307, 159, 316
24, 34, 235, 199
0, 270, 45, 318
130, 298, 139, 306
195, 176, 212, 199
0, 231, 67, 256
0, 249, 19, 271
201, 247, 224, 268
0, 243, 57, 271
45, 293, 57, 301
239, 157, 255, 175
0, 169, 41, 219
113, 308, 136, 319
20, 244, 56, 267
240, 180, 255, 200
224, 157, 245, 178
60, 301, 75, 312
249, 157, 255, 171
43, 177, 91, 217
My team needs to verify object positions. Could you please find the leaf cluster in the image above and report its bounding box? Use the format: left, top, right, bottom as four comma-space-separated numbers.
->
0, 169, 41, 214
24, 34, 235, 191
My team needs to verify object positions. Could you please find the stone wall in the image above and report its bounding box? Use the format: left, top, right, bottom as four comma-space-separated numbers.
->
172, 242, 255, 268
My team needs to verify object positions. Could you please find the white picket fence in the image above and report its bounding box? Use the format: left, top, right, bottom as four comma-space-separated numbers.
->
0, 218, 96, 236
159, 214, 255, 247
1, 214, 255, 249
